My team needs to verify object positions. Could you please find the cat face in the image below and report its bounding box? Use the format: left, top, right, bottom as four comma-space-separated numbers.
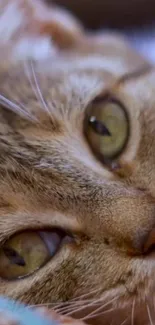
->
0, 2, 155, 325
0, 46, 154, 325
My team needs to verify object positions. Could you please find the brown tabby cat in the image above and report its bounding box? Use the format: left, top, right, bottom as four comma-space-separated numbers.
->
0, 1, 154, 325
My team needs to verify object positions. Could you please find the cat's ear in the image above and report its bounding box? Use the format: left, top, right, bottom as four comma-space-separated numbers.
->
32, 0, 83, 49
77, 32, 152, 75
0, 0, 83, 61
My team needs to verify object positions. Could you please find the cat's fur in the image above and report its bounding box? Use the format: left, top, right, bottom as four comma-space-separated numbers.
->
0, 1, 154, 325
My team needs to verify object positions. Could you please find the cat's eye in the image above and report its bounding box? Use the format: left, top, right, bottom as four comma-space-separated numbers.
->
84, 98, 129, 160
0, 229, 70, 280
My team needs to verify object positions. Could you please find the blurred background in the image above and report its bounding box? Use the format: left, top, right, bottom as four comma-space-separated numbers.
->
49, 0, 155, 29
47, 0, 155, 62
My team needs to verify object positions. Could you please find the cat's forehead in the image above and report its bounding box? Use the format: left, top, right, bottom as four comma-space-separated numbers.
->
0, 57, 151, 103
118, 67, 155, 102
0, 53, 154, 129
0, 56, 115, 123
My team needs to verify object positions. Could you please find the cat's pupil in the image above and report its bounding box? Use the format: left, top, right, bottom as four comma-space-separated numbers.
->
89, 116, 111, 136
3, 247, 26, 267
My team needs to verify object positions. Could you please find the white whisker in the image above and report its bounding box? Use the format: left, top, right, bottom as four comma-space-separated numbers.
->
29, 288, 103, 313
54, 299, 103, 314
80, 296, 118, 321
146, 303, 154, 325
28, 302, 66, 309
81, 307, 115, 321
66, 295, 118, 318
30, 60, 50, 114
71, 288, 102, 302
29, 288, 101, 310
29, 299, 93, 310
119, 318, 129, 325
0, 93, 37, 121
24, 60, 51, 116
64, 298, 103, 317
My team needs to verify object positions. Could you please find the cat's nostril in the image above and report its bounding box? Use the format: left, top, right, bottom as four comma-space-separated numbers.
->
143, 228, 155, 254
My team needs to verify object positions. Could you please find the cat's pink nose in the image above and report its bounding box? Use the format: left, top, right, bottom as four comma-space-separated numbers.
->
143, 228, 155, 254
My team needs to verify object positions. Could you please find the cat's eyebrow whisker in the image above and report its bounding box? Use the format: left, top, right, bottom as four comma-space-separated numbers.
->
8, 95, 28, 114
0, 93, 37, 122
11, 97, 40, 124
24, 60, 51, 117
79, 296, 118, 321
30, 60, 51, 116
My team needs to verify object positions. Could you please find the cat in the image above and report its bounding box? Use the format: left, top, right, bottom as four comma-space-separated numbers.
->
0, 1, 154, 325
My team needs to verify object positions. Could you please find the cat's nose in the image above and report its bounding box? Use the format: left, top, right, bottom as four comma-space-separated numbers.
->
129, 228, 155, 256
143, 228, 155, 254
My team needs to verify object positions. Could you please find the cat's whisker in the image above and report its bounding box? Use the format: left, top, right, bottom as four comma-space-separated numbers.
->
119, 318, 129, 325
29, 288, 102, 310
29, 299, 89, 310
70, 288, 102, 302
0, 93, 37, 121
8, 95, 28, 114
50, 298, 97, 308
54, 299, 103, 314
54, 305, 87, 315
81, 307, 116, 321
79, 296, 118, 321
28, 302, 65, 309
131, 298, 135, 325
146, 302, 154, 325
65, 299, 103, 316
54, 299, 102, 314
24, 60, 51, 117
66, 295, 118, 317
14, 97, 40, 123
30, 61, 51, 115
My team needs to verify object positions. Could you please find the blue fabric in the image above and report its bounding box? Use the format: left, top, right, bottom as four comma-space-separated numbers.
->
0, 296, 58, 325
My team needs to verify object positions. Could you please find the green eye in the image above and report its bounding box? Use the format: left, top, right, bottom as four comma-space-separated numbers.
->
84, 98, 129, 159
0, 229, 69, 280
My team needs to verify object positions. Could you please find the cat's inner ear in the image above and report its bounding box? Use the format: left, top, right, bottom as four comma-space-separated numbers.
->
0, 0, 83, 61
34, 2, 83, 49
